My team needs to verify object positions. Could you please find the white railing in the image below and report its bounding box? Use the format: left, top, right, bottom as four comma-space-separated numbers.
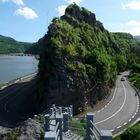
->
90, 120, 101, 140
44, 104, 113, 140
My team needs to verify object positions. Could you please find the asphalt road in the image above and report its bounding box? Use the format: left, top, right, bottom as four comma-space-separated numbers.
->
0, 71, 139, 137
0, 75, 37, 128
94, 72, 140, 135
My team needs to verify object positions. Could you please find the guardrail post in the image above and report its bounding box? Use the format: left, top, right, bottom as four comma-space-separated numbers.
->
68, 107, 70, 118
56, 114, 63, 140
52, 104, 56, 116
65, 107, 70, 118
44, 114, 50, 131
100, 130, 112, 140
86, 112, 94, 140
50, 108, 54, 116
63, 112, 69, 132
70, 105, 73, 117
59, 107, 62, 115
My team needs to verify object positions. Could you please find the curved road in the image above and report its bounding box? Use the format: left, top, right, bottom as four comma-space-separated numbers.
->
94, 72, 140, 135
0, 75, 37, 127
0, 71, 139, 137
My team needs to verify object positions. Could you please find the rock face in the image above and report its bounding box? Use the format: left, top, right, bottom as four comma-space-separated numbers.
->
0, 116, 44, 140
65, 5, 96, 26
17, 118, 44, 140
37, 4, 135, 114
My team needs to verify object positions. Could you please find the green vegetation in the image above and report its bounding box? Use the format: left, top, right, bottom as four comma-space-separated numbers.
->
37, 4, 140, 104
129, 73, 140, 89
128, 42, 140, 90
114, 123, 140, 140
0, 35, 32, 54
69, 118, 86, 137
37, 4, 140, 110
7, 129, 20, 140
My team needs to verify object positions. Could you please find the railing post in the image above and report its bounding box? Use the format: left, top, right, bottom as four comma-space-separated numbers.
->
44, 114, 50, 131
63, 112, 69, 132
65, 107, 70, 118
59, 107, 62, 115
70, 105, 73, 117
86, 112, 94, 140
68, 107, 71, 118
50, 107, 54, 116
52, 104, 56, 116
100, 130, 112, 140
56, 114, 63, 140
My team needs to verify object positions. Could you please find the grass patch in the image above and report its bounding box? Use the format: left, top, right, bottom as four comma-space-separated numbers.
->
128, 73, 140, 91
114, 123, 140, 140
69, 118, 86, 137
8, 129, 20, 140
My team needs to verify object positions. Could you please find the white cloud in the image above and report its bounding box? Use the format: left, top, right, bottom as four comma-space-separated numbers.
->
0, 0, 24, 5
57, 5, 67, 16
12, 0, 24, 5
129, 27, 140, 35
57, 0, 83, 16
65, 0, 83, 5
122, 0, 140, 10
15, 7, 38, 20
128, 20, 140, 26
113, 20, 140, 36
122, 27, 140, 36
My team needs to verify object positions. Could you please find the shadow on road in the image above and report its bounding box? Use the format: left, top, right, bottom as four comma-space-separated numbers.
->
0, 79, 42, 128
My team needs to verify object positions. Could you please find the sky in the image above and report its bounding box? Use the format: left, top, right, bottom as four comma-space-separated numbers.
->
0, 0, 140, 42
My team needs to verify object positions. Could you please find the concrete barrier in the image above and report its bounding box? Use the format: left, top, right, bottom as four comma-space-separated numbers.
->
0, 72, 37, 90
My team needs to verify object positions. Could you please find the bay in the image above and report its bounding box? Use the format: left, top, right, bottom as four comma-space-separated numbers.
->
0, 56, 38, 83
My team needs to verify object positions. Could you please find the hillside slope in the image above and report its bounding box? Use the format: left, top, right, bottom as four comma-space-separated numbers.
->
37, 4, 139, 113
0, 35, 32, 54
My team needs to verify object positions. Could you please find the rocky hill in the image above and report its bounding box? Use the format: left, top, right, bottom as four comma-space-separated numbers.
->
0, 35, 32, 54
37, 4, 139, 113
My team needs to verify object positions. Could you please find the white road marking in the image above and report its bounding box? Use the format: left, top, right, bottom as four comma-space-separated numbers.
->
132, 116, 134, 119
123, 122, 127, 125
117, 126, 121, 129
128, 119, 131, 122
95, 87, 117, 114
95, 82, 127, 125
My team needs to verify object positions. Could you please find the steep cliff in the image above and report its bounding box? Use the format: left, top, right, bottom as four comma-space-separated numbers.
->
37, 4, 138, 113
